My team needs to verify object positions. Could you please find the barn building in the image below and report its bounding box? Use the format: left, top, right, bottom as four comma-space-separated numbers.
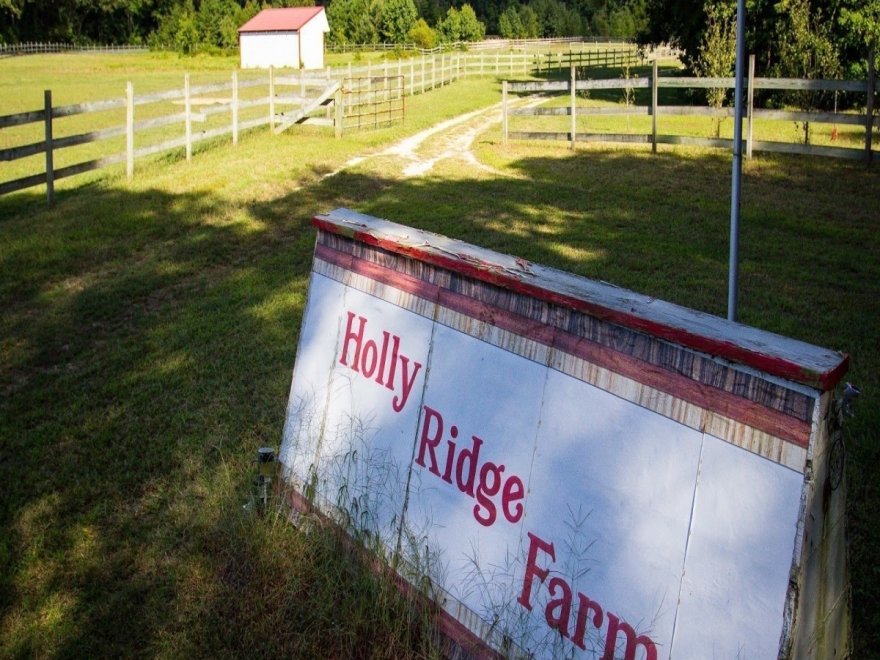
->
238, 7, 330, 70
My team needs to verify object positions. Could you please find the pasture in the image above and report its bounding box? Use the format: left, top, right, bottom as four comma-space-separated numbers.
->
1, 53, 879, 657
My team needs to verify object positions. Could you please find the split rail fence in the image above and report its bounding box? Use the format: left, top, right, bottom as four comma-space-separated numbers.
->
502, 57, 878, 162
1, 45, 649, 202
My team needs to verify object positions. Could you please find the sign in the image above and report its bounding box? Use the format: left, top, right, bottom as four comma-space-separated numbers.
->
280, 209, 850, 659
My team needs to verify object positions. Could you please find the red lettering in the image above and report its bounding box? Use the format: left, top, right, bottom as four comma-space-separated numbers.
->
361, 339, 378, 378
546, 577, 573, 638
518, 532, 555, 610
385, 335, 399, 392
338, 311, 422, 413
603, 614, 657, 660
340, 312, 365, 371
376, 331, 390, 386
519, 530, 657, 658
416, 406, 443, 476
456, 435, 482, 497
474, 461, 504, 526
393, 354, 422, 413
412, 406, 526, 528
502, 475, 525, 523
573, 593, 604, 650
442, 439, 455, 484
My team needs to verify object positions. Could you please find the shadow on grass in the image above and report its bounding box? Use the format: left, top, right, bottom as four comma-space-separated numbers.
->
0, 145, 878, 656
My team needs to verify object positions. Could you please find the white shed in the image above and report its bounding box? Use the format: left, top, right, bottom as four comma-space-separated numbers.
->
238, 7, 330, 70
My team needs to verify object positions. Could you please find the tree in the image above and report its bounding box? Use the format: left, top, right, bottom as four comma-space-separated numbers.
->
378, 0, 418, 43
408, 17, 436, 47
519, 4, 541, 37
327, 0, 379, 44
458, 4, 486, 40
774, 0, 841, 143
437, 5, 463, 41
695, 0, 736, 136
839, 0, 880, 79
499, 4, 525, 38
196, 0, 241, 50
437, 3, 485, 42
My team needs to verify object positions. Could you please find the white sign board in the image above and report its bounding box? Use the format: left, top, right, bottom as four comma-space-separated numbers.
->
280, 209, 850, 659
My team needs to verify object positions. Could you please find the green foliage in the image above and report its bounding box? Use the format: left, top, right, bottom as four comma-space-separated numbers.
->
838, 0, 880, 78
695, 0, 736, 135
839, 0, 880, 50
196, 0, 242, 50
436, 4, 485, 43
642, 0, 873, 87
408, 17, 436, 48
458, 4, 486, 41
774, 0, 840, 142
378, 0, 419, 43
437, 6, 463, 42
498, 4, 525, 38
147, 0, 263, 54
519, 5, 541, 37
328, 0, 379, 45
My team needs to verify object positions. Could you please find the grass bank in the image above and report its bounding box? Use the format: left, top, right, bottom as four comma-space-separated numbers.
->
1, 65, 878, 658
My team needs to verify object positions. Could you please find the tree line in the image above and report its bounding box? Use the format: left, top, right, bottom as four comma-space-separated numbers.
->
643, 0, 878, 82
0, 0, 649, 51
1, 0, 876, 88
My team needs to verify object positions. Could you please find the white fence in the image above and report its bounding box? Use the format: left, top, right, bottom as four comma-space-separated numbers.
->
0, 42, 147, 56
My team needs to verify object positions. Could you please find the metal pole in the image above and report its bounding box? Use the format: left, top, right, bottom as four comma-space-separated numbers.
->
728, 0, 746, 322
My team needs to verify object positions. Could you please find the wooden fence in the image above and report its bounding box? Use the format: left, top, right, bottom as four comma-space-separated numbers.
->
326, 36, 639, 54
503, 57, 878, 161
1, 46, 648, 203
0, 42, 147, 56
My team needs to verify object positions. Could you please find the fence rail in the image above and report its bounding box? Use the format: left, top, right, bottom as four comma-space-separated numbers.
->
503, 57, 879, 161
326, 36, 641, 55
1, 45, 669, 202
0, 42, 147, 56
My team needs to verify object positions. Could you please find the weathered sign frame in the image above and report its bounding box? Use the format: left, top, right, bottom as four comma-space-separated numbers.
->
280, 208, 850, 659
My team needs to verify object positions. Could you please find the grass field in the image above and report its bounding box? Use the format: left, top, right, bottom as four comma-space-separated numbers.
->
1, 53, 879, 657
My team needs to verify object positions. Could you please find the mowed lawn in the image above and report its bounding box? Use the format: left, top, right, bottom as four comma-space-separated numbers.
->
1, 56, 879, 657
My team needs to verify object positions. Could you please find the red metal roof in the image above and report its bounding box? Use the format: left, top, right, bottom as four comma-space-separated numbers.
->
239, 7, 325, 33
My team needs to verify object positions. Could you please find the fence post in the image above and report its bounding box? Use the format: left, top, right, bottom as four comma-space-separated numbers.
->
432, 56, 436, 89
866, 48, 875, 164
232, 71, 239, 146
400, 75, 405, 123
746, 54, 755, 159
421, 57, 426, 93
570, 65, 576, 149
269, 66, 275, 131
502, 80, 508, 146
126, 82, 134, 180
44, 90, 54, 205
335, 88, 343, 138
651, 61, 658, 154
185, 74, 192, 161
410, 59, 415, 96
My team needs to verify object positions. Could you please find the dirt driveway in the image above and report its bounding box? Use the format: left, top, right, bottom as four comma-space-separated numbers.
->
336, 96, 542, 179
